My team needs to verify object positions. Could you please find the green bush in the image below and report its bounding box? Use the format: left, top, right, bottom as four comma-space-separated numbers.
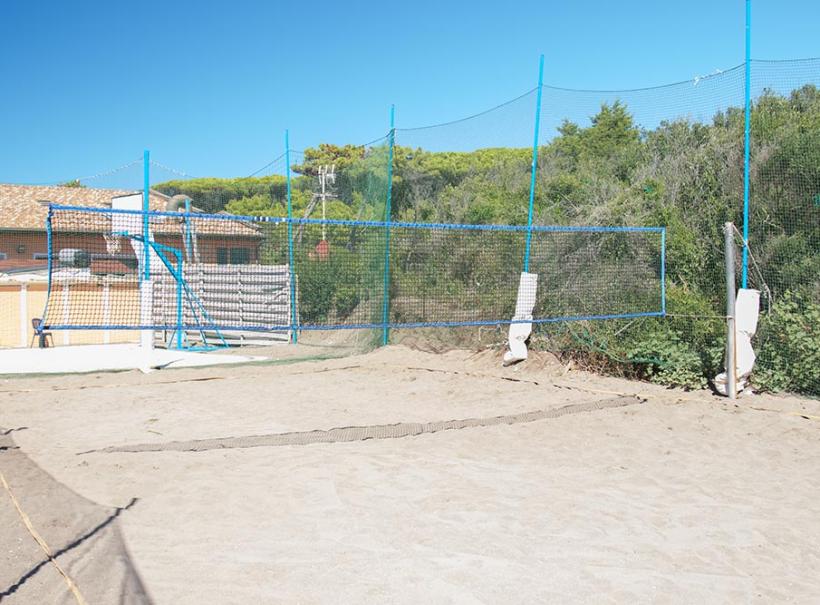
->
753, 292, 820, 395
627, 331, 711, 390
297, 247, 365, 324
547, 286, 725, 390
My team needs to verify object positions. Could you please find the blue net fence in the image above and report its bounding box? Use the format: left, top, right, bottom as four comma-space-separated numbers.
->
6, 56, 816, 395
41, 206, 664, 342
522, 58, 819, 394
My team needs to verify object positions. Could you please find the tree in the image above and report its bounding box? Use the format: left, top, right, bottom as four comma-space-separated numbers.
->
225, 193, 285, 217
155, 175, 292, 213
291, 144, 366, 176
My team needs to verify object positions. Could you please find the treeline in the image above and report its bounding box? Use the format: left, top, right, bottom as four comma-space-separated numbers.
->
156, 85, 819, 395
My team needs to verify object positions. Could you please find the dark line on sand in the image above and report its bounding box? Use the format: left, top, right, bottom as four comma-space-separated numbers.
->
84, 396, 642, 455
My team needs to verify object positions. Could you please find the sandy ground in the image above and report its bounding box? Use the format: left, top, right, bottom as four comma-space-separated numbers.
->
0, 428, 149, 604
0, 343, 265, 375
1, 344, 819, 604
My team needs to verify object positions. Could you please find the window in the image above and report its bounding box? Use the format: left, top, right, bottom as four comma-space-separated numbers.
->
230, 247, 250, 265
0, 252, 6, 260
217, 247, 250, 265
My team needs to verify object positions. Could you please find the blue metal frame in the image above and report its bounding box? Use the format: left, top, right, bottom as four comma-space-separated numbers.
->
285, 130, 298, 344
114, 232, 228, 350
741, 0, 752, 288
48, 204, 665, 234
43, 205, 666, 336
524, 54, 545, 272
46, 311, 666, 334
382, 105, 395, 345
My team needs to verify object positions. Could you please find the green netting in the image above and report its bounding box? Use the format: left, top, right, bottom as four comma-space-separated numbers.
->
747, 59, 820, 395
148, 138, 393, 352
393, 89, 537, 225
290, 137, 392, 350
529, 59, 819, 395
10, 55, 818, 396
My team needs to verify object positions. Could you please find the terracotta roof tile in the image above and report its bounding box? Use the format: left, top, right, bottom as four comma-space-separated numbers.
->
0, 184, 260, 238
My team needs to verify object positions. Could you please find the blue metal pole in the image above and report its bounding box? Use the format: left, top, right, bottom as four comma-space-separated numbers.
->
660, 228, 667, 316
741, 0, 751, 288
42, 206, 54, 330
381, 105, 395, 346
143, 149, 150, 281
523, 54, 545, 272
176, 257, 183, 349
184, 197, 192, 260
285, 130, 298, 344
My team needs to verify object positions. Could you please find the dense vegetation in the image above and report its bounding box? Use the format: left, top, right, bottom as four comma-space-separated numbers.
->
157, 86, 819, 395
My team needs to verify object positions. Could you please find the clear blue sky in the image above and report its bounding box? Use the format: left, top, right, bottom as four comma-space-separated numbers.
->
0, 0, 817, 184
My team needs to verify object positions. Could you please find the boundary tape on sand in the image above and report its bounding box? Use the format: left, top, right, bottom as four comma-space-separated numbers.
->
88, 395, 642, 454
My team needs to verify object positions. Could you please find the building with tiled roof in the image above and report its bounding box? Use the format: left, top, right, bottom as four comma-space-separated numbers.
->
0, 184, 263, 272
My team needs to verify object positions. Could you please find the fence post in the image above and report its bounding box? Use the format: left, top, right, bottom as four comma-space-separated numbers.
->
724, 222, 738, 400
741, 0, 752, 288
660, 227, 667, 316
176, 258, 183, 349
140, 149, 154, 351
41, 205, 54, 330
285, 130, 298, 344
523, 54, 545, 272
103, 283, 111, 345
62, 283, 70, 346
19, 284, 28, 347
382, 105, 395, 346
143, 150, 150, 280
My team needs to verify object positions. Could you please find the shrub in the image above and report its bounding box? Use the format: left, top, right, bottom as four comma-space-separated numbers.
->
753, 292, 820, 395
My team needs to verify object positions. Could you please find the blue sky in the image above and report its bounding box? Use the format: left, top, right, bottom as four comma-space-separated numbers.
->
0, 0, 817, 184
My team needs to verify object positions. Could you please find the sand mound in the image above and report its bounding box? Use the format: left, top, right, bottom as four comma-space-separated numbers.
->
352, 344, 566, 383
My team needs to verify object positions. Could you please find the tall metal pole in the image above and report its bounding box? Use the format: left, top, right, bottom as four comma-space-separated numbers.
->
381, 105, 395, 346
175, 258, 183, 350
660, 228, 667, 316
741, 0, 752, 288
286, 130, 298, 344
42, 206, 54, 331
523, 54, 545, 272
140, 149, 154, 351
143, 149, 150, 280
725, 222, 738, 400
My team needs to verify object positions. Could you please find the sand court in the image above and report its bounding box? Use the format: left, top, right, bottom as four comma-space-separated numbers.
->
1, 346, 819, 603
